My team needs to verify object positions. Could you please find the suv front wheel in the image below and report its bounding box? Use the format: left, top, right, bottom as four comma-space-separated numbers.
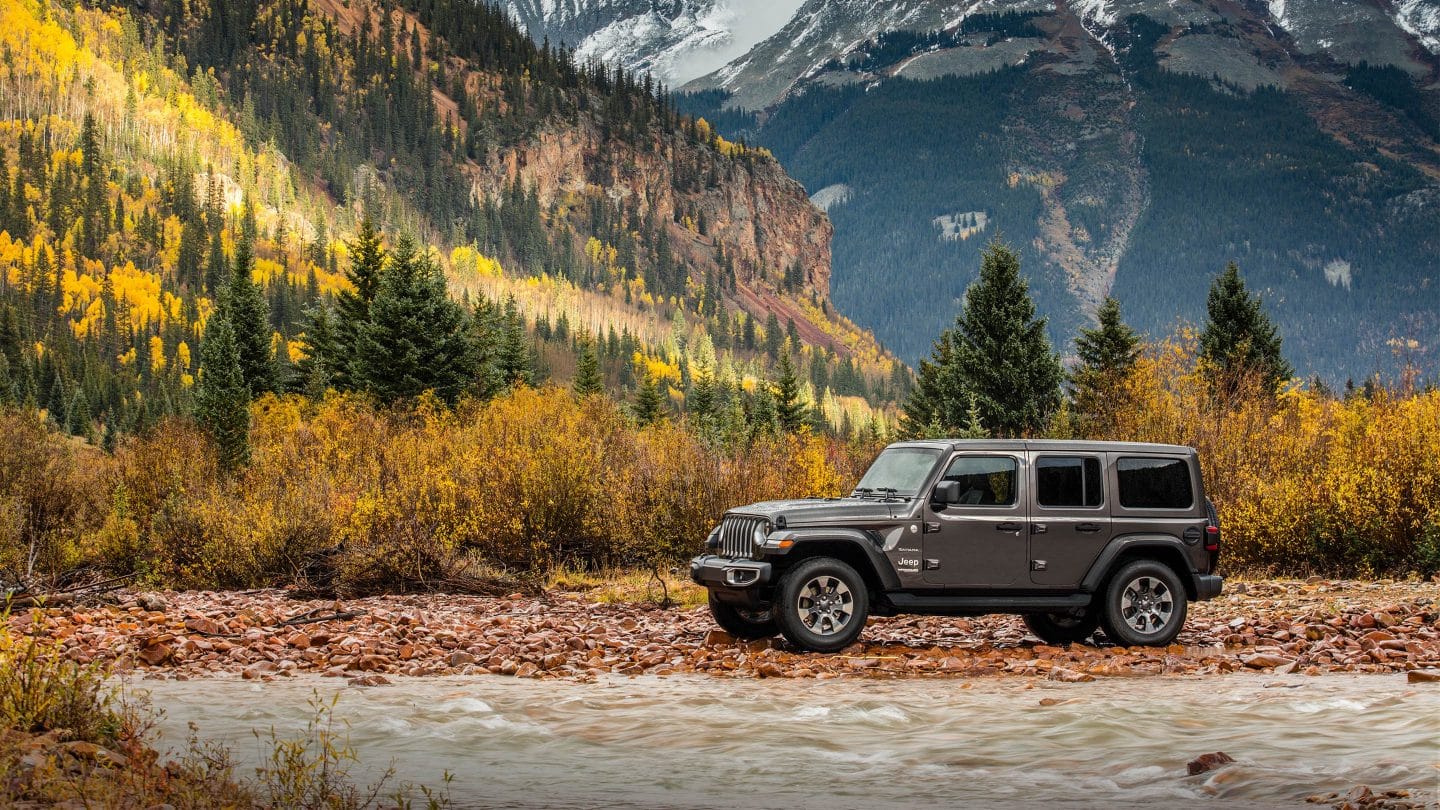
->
1099, 559, 1188, 647
774, 557, 870, 653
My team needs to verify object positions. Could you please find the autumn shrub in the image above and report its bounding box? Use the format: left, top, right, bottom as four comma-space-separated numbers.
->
0, 411, 106, 584
1097, 336, 1440, 577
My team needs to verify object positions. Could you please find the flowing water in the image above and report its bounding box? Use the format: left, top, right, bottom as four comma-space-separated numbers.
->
135, 674, 1439, 808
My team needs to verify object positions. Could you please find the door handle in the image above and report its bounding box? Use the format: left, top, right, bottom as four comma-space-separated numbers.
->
996, 522, 1022, 533
1076, 523, 1102, 534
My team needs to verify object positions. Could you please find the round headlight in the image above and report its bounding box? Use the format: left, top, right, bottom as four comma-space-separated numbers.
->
752, 523, 769, 555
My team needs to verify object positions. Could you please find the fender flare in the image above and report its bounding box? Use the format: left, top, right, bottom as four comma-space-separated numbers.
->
1080, 535, 1200, 598
771, 528, 902, 591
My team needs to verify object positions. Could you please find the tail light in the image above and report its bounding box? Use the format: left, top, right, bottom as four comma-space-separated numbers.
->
1204, 524, 1219, 552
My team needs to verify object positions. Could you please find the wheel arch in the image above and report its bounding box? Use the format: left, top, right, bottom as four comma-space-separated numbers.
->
774, 532, 899, 596
1082, 537, 1199, 600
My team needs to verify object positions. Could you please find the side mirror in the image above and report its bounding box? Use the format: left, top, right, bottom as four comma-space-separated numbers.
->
932, 480, 961, 507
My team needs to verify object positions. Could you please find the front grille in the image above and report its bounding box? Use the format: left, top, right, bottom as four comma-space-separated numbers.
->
718, 515, 767, 558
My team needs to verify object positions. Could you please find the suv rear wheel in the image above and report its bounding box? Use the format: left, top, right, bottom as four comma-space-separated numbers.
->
1099, 559, 1188, 647
774, 557, 870, 653
707, 593, 777, 640
1024, 608, 1101, 645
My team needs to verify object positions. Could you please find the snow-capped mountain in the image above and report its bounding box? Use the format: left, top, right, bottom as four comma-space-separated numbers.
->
505, 0, 1440, 379
502, 0, 804, 85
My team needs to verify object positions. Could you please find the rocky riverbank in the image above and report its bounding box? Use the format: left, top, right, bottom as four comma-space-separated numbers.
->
10, 579, 1439, 683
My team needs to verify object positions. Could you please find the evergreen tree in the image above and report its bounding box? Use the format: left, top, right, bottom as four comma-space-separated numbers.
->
571, 335, 603, 398
0, 352, 13, 405
950, 240, 1062, 436
205, 227, 227, 293
222, 233, 275, 396
900, 330, 957, 438
632, 368, 666, 426
763, 311, 782, 358
78, 113, 110, 258
1070, 297, 1141, 436
323, 218, 388, 391
353, 235, 476, 404
773, 348, 806, 433
497, 296, 532, 387
1200, 262, 1293, 393
294, 305, 337, 397
195, 314, 251, 470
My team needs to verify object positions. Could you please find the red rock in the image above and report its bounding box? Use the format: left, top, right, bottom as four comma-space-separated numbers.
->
1048, 667, 1095, 683
1186, 751, 1235, 775
348, 675, 392, 687
1407, 669, 1440, 683
703, 630, 734, 647
1242, 653, 1294, 669
184, 617, 223, 636
138, 643, 172, 667
447, 651, 476, 667
286, 633, 311, 649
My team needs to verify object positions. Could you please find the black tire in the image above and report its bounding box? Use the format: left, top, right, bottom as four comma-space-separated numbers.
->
707, 593, 777, 640
773, 557, 870, 653
1023, 608, 1101, 645
1099, 559, 1189, 647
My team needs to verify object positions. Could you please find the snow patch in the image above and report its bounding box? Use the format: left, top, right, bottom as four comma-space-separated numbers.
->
810, 183, 853, 212
1392, 0, 1440, 54
1324, 259, 1353, 290
1266, 0, 1289, 29
934, 211, 988, 241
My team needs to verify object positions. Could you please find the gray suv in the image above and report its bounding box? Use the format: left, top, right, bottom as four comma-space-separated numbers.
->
691, 440, 1223, 652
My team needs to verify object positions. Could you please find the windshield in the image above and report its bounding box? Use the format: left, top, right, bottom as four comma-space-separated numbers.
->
853, 447, 943, 497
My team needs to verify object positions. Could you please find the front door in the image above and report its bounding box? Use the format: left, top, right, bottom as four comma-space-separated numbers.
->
922, 453, 1027, 587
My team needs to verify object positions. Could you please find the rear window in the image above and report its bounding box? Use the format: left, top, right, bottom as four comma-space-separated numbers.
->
1116, 457, 1193, 509
1037, 457, 1103, 508
941, 456, 1018, 506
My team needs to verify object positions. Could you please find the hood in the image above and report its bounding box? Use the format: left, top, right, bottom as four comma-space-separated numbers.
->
728, 497, 909, 526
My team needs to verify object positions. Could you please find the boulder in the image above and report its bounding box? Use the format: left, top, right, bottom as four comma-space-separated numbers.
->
1186, 751, 1235, 775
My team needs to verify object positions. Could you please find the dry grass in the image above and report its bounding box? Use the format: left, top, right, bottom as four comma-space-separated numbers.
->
547, 567, 709, 609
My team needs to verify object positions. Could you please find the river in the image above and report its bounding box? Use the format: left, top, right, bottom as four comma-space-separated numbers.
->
134, 673, 1438, 808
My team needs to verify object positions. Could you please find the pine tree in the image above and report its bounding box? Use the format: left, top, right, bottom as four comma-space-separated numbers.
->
571, 335, 604, 398
1200, 262, 1293, 393
325, 218, 387, 391
773, 348, 806, 433
222, 233, 275, 396
497, 296, 532, 387
295, 305, 336, 397
763, 311, 782, 358
205, 227, 227, 294
900, 330, 958, 438
196, 314, 251, 470
469, 295, 506, 399
950, 240, 1063, 436
632, 368, 666, 426
78, 113, 110, 258
353, 235, 477, 404
1070, 297, 1141, 436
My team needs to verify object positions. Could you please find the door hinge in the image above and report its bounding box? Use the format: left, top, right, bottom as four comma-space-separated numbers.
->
1031, 560, 1047, 572
922, 559, 941, 570
923, 522, 940, 534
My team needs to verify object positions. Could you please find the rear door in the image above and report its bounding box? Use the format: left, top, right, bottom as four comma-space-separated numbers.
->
1027, 453, 1111, 586
922, 452, 1027, 587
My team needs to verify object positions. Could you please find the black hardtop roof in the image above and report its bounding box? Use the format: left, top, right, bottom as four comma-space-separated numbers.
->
887, 438, 1197, 455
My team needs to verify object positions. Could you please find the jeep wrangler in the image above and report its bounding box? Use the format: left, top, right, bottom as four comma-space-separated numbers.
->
691, 440, 1223, 652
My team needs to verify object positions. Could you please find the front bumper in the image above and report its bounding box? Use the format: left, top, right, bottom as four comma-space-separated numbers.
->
1195, 574, 1224, 600
690, 555, 773, 608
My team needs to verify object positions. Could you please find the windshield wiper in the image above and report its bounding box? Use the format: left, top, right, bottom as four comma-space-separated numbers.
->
851, 487, 876, 498
874, 487, 911, 502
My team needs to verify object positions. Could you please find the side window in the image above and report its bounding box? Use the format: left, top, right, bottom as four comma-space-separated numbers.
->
1036, 456, 1103, 508
1116, 457, 1193, 509
941, 456, 1018, 506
